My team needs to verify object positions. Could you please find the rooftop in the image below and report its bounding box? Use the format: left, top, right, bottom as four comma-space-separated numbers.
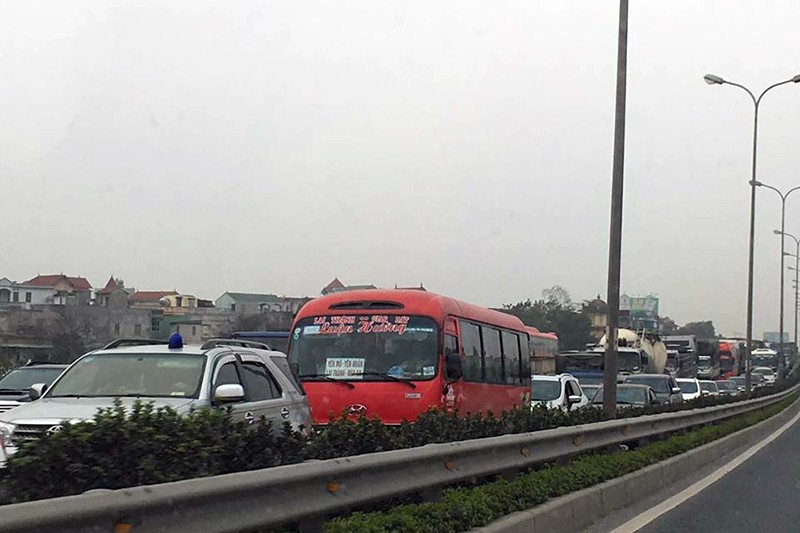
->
23, 274, 92, 291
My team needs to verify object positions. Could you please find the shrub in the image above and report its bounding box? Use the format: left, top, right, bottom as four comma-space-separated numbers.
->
6, 401, 306, 502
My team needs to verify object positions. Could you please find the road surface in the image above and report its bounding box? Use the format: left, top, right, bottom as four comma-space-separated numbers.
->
604, 408, 800, 533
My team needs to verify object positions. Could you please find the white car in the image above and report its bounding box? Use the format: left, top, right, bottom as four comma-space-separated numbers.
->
676, 378, 702, 401
698, 380, 720, 397
751, 366, 776, 385
531, 373, 589, 411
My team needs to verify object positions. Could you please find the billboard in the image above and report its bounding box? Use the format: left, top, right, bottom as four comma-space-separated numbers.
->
620, 294, 659, 318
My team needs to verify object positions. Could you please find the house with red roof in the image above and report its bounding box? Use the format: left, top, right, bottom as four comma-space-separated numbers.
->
96, 276, 134, 308
128, 290, 180, 311
21, 274, 94, 305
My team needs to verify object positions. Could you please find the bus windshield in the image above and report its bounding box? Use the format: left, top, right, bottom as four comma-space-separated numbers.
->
289, 315, 439, 381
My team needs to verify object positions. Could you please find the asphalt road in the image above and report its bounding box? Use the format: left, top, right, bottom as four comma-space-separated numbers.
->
636, 412, 800, 533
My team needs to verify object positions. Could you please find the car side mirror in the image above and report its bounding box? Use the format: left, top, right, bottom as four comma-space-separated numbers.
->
701, 390, 710, 397
214, 384, 245, 403
567, 394, 582, 405
445, 352, 463, 380
29, 383, 47, 400
672, 387, 682, 394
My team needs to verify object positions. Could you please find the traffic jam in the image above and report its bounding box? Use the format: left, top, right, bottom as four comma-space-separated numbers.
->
0, 289, 787, 464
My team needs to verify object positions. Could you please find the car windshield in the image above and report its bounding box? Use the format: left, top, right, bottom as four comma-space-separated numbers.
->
288, 316, 439, 381
678, 381, 699, 394
0, 367, 65, 391
531, 380, 561, 401
593, 386, 646, 405
717, 381, 736, 391
47, 353, 206, 398
625, 376, 669, 393
752, 368, 773, 375
699, 381, 718, 393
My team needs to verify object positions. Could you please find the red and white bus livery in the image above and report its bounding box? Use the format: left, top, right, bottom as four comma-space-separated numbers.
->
287, 290, 532, 424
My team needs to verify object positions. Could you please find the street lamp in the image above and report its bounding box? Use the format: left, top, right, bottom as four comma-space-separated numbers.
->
704, 73, 800, 392
785, 234, 800, 353
758, 185, 800, 379
778, 232, 800, 345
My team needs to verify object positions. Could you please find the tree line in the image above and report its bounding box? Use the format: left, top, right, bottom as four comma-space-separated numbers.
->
501, 286, 720, 352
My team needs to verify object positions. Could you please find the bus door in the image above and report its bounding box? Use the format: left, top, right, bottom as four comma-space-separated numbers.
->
443, 317, 461, 413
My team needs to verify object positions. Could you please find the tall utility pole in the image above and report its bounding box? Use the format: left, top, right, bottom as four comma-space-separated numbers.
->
757, 184, 800, 380
603, 0, 629, 418
782, 230, 800, 363
703, 73, 800, 392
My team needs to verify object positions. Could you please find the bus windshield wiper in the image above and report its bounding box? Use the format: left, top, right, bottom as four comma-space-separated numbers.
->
298, 374, 356, 389
353, 372, 417, 389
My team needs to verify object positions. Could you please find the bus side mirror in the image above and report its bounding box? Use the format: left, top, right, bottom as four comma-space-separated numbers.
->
445, 352, 463, 380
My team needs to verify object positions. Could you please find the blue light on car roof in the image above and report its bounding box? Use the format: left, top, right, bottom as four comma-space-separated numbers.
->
168, 332, 184, 349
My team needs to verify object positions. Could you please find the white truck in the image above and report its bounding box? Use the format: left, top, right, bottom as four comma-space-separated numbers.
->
595, 329, 668, 376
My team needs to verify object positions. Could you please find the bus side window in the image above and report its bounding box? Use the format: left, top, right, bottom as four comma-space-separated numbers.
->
481, 327, 503, 384
521, 337, 532, 380
501, 331, 521, 385
460, 321, 483, 382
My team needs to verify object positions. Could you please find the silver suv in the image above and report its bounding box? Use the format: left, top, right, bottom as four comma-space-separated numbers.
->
0, 337, 311, 463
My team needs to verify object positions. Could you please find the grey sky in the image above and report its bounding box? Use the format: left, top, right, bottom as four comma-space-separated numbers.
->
2, 1, 799, 337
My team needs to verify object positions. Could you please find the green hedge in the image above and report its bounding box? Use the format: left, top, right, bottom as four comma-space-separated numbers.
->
4, 376, 796, 504
5, 402, 306, 502
324, 392, 799, 533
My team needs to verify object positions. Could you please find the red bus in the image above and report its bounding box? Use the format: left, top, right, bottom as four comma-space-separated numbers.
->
527, 327, 558, 375
287, 289, 532, 424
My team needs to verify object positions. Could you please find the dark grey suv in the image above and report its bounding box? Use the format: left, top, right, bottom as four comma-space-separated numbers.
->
623, 374, 683, 405
0, 362, 67, 415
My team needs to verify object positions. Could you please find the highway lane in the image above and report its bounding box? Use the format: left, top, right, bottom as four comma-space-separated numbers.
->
630, 409, 800, 533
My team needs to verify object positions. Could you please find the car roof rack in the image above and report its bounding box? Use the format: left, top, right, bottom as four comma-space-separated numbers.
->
101, 339, 170, 350
201, 338, 272, 351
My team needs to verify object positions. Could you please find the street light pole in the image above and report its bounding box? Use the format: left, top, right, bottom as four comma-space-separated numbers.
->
758, 184, 800, 380
704, 73, 800, 392
783, 230, 800, 361
603, 0, 629, 418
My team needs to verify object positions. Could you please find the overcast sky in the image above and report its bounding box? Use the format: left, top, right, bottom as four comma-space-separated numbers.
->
2, 1, 800, 337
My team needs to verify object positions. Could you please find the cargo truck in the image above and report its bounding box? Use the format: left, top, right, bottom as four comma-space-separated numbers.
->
662, 335, 698, 378
696, 338, 721, 380
718, 339, 741, 379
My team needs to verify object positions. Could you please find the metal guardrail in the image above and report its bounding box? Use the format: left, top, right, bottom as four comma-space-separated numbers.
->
2, 384, 798, 533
